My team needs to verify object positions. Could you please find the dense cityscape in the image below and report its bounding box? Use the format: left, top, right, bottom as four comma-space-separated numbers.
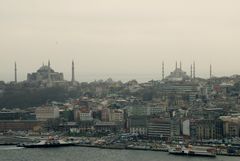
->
2, 0, 240, 160
0, 61, 240, 156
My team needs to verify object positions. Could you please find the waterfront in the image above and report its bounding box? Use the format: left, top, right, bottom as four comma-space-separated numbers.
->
0, 146, 239, 161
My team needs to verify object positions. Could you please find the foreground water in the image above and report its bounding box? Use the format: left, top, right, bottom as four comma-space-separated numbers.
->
0, 145, 239, 161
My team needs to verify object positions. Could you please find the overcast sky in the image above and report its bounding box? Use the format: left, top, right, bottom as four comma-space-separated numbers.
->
0, 0, 240, 82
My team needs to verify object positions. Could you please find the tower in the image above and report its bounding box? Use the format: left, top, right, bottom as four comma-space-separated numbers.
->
175, 61, 177, 70
210, 64, 212, 79
190, 64, 193, 79
72, 60, 75, 83
14, 62, 17, 83
48, 60, 50, 67
180, 61, 182, 70
162, 61, 165, 80
47, 60, 51, 82
193, 61, 196, 79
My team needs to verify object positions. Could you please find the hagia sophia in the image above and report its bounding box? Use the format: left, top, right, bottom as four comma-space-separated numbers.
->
27, 61, 64, 83
17, 60, 77, 87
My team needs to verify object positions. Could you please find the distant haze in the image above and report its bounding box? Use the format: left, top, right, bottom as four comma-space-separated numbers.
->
0, 0, 240, 82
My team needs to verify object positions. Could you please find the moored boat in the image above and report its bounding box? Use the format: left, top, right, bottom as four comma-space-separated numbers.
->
168, 145, 216, 157
18, 137, 75, 148
168, 145, 186, 155
127, 144, 151, 150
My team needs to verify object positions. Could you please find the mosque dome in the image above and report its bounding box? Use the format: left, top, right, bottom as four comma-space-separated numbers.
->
37, 65, 54, 73
165, 62, 190, 81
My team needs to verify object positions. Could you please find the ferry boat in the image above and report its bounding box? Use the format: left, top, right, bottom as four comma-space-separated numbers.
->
17, 137, 75, 148
168, 145, 186, 155
188, 148, 216, 157
127, 144, 151, 150
168, 145, 216, 157
151, 144, 169, 152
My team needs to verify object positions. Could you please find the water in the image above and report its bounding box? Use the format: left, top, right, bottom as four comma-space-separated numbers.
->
0, 146, 238, 161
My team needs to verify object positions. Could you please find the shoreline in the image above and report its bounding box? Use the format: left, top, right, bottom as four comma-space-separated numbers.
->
0, 135, 239, 157
1, 143, 238, 157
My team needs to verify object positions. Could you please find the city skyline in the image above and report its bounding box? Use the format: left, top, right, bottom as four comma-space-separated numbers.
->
1, 1, 240, 160
0, 60, 227, 83
1, 0, 240, 82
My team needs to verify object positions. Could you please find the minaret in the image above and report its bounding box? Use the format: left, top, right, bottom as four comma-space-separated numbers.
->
180, 61, 182, 70
210, 64, 212, 79
193, 61, 196, 79
175, 61, 177, 70
162, 61, 165, 80
48, 60, 50, 67
71, 60, 75, 83
190, 64, 193, 79
48, 60, 51, 82
14, 62, 17, 83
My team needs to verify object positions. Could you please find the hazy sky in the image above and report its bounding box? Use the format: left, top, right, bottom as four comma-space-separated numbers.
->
0, 0, 240, 82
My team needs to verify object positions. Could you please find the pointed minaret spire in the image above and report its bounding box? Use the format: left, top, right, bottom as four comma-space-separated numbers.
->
210, 64, 212, 79
193, 61, 196, 79
48, 60, 50, 67
14, 62, 17, 83
162, 61, 165, 80
175, 61, 177, 70
47, 60, 51, 82
72, 60, 75, 83
180, 61, 182, 70
190, 64, 193, 79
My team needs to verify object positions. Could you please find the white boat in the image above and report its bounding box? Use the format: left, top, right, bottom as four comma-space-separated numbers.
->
188, 149, 216, 157
17, 137, 75, 148
169, 145, 186, 154
169, 145, 216, 157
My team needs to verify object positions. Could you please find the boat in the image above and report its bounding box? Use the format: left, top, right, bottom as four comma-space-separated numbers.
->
188, 148, 216, 157
17, 137, 75, 148
151, 144, 169, 152
151, 147, 169, 152
168, 145, 216, 157
168, 145, 186, 155
226, 146, 240, 156
127, 144, 151, 150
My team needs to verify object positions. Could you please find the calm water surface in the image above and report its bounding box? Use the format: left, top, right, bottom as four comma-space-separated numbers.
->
0, 145, 238, 161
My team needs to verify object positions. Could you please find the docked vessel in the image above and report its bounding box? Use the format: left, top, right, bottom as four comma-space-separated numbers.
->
18, 137, 75, 148
168, 145, 186, 155
168, 145, 216, 157
188, 148, 216, 157
127, 144, 151, 150
151, 144, 169, 152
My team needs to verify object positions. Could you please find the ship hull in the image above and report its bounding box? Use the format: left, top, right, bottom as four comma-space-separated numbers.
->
188, 152, 216, 157
169, 148, 216, 157
19, 143, 75, 148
